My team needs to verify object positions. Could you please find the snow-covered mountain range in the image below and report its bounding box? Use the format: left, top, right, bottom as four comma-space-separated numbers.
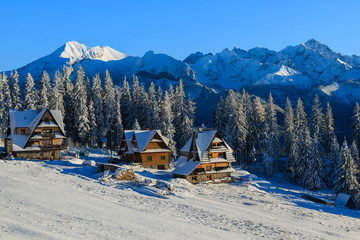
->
6, 39, 360, 129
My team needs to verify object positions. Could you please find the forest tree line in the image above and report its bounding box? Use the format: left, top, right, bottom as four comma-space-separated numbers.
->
0, 66, 196, 157
213, 90, 360, 201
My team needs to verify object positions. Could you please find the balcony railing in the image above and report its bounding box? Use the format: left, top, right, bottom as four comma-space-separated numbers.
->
41, 133, 55, 138
40, 144, 66, 150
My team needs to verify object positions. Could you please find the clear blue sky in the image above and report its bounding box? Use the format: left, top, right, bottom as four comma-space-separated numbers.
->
1, 0, 360, 71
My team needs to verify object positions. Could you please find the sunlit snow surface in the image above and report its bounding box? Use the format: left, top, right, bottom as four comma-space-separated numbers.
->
0, 149, 359, 239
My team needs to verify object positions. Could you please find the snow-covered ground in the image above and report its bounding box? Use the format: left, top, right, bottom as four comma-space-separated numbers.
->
0, 150, 360, 239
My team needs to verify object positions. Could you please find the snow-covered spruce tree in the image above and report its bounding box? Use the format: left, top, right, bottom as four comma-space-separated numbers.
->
294, 127, 312, 186
1, 73, 12, 112
351, 102, 360, 149
304, 134, 325, 190
9, 70, 22, 109
24, 73, 37, 110
327, 136, 340, 188
146, 82, 161, 130
294, 98, 308, 136
132, 118, 141, 130
120, 76, 133, 130
63, 65, 76, 142
131, 75, 148, 128
50, 70, 65, 115
91, 74, 104, 148
160, 90, 176, 158
0, 74, 7, 135
87, 97, 97, 147
334, 139, 360, 198
212, 97, 226, 134
241, 90, 253, 161
263, 151, 275, 177
73, 66, 90, 146
284, 97, 295, 156
103, 70, 116, 149
262, 93, 280, 172
113, 91, 123, 149
173, 79, 195, 149
309, 94, 326, 156
351, 140, 360, 168
324, 102, 335, 154
37, 70, 51, 108
223, 90, 247, 162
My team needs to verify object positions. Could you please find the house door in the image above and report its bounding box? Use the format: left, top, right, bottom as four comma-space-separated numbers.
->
51, 151, 55, 160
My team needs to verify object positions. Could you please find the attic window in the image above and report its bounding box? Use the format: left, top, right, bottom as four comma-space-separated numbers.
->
45, 117, 49, 123
21, 129, 26, 135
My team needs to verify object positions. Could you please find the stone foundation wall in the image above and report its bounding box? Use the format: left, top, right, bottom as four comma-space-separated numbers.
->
15, 150, 61, 160
186, 172, 231, 184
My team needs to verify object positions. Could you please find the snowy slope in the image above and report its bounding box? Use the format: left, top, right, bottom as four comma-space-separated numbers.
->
1, 153, 360, 239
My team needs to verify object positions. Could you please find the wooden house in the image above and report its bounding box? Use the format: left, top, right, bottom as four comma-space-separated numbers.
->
172, 130, 235, 184
2, 108, 66, 160
118, 130, 171, 169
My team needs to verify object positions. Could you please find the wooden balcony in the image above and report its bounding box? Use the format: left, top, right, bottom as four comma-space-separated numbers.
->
41, 133, 55, 138
40, 144, 66, 150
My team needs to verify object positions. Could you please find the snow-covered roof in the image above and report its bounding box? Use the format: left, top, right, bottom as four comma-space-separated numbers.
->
212, 137, 223, 143
180, 137, 192, 153
171, 156, 200, 176
195, 130, 217, 161
123, 130, 170, 153
335, 193, 355, 208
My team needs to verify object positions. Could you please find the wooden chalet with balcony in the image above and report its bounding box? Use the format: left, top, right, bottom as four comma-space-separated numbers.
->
172, 130, 235, 184
3, 108, 66, 160
118, 130, 171, 169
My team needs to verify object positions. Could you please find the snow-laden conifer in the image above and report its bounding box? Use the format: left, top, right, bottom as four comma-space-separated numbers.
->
133, 118, 141, 130
50, 70, 65, 115
103, 70, 116, 148
351, 102, 360, 148
263, 151, 275, 177
63, 65, 76, 142
284, 98, 295, 156
334, 139, 360, 198
294, 127, 312, 185
38, 70, 51, 108
9, 70, 22, 109
113, 91, 123, 149
146, 82, 160, 129
120, 76, 133, 130
173, 79, 195, 149
160, 91, 176, 158
327, 136, 340, 187
24, 73, 37, 110
92, 74, 104, 147
324, 102, 335, 154
73, 66, 90, 146
304, 134, 325, 190
262, 93, 280, 170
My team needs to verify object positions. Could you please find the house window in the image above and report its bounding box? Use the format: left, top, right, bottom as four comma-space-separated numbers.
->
206, 165, 212, 171
219, 152, 223, 157
43, 129, 52, 133
147, 156, 152, 162
161, 155, 166, 161
191, 176, 197, 181
44, 117, 50, 123
21, 129, 26, 135
42, 140, 52, 145
39, 152, 44, 157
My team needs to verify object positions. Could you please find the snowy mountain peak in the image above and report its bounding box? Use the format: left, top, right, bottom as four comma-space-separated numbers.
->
302, 39, 338, 58
59, 41, 127, 64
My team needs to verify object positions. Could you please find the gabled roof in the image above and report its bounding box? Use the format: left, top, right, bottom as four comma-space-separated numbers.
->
335, 193, 357, 209
171, 156, 200, 176
123, 130, 170, 153
8, 108, 65, 151
195, 130, 217, 161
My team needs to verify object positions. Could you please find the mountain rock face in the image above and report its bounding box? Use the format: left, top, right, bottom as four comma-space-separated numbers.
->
5, 39, 360, 131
